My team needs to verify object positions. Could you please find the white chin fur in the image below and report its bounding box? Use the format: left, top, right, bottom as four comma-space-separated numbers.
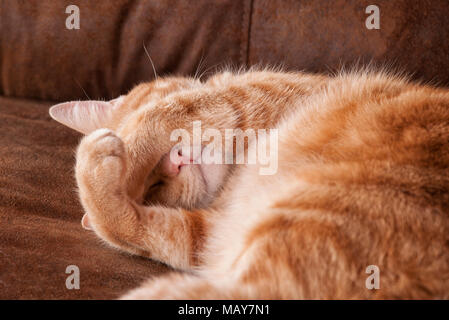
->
199, 163, 228, 195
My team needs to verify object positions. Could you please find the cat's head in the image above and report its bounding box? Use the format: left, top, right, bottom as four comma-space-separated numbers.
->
50, 77, 229, 210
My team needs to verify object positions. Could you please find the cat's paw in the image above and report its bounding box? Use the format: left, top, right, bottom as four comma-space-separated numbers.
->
76, 128, 127, 198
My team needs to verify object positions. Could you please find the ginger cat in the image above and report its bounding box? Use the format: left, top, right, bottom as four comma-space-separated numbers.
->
49, 69, 449, 299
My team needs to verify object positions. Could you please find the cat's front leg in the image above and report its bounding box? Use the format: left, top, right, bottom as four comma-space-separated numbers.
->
75, 128, 140, 243
75, 129, 207, 269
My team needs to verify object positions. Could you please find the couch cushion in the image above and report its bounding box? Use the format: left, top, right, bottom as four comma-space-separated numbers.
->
0, 97, 171, 299
249, 0, 449, 85
2, 0, 448, 103
0, 0, 251, 101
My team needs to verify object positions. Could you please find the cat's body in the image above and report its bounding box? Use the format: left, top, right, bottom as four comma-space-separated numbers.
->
50, 70, 449, 299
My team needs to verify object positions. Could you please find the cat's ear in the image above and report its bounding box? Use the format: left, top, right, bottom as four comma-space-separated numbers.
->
81, 214, 93, 230
49, 97, 124, 135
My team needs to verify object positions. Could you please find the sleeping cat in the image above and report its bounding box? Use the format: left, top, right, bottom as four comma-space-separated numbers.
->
49, 69, 449, 299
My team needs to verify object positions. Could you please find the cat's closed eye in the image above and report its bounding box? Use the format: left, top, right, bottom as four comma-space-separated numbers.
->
148, 180, 164, 191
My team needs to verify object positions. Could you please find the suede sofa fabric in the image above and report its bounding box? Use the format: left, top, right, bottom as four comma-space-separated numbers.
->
0, 0, 448, 299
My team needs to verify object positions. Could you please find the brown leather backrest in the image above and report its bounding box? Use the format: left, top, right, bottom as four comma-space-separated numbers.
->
1, 0, 448, 102
0, 0, 249, 101
249, 0, 449, 85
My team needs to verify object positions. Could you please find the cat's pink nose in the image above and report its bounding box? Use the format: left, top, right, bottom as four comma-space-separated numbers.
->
161, 148, 192, 176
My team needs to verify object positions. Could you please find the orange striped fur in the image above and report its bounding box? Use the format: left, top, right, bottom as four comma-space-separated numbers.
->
58, 69, 449, 299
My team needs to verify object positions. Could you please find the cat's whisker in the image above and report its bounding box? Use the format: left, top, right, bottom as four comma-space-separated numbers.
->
74, 78, 91, 100
197, 63, 222, 81
193, 52, 206, 80
143, 42, 158, 80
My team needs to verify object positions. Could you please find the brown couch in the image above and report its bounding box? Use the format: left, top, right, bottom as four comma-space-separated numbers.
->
1, 0, 448, 299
